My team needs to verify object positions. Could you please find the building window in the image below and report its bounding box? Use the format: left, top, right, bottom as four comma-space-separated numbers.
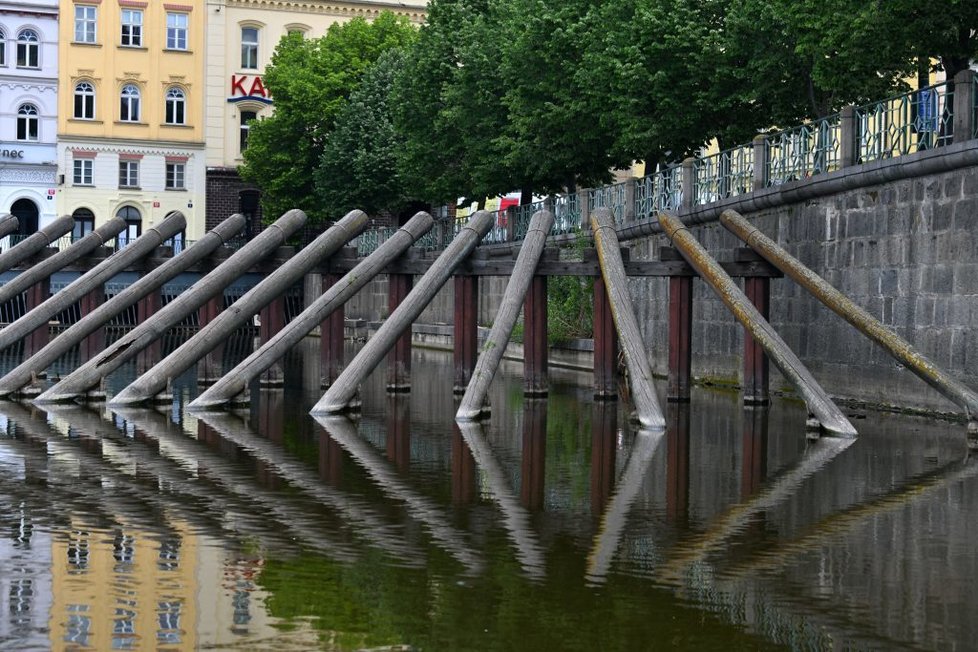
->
16, 29, 39, 68
165, 162, 185, 189
166, 13, 188, 50
116, 206, 141, 248
72, 208, 95, 241
241, 27, 258, 69
164, 87, 185, 125
75, 6, 97, 43
0, 28, 6, 66
73, 159, 93, 185
74, 82, 95, 120
120, 9, 142, 47
16, 104, 39, 141
119, 160, 139, 188
239, 110, 256, 153
120, 84, 140, 122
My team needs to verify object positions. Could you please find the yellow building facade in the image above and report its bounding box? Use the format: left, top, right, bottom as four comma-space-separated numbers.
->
56, 0, 207, 244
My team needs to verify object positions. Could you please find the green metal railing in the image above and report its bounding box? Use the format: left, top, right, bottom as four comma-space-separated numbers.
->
856, 81, 953, 163
765, 113, 842, 185
695, 144, 754, 202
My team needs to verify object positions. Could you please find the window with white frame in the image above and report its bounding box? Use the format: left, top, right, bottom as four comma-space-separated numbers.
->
164, 87, 185, 125
72, 208, 95, 241
121, 9, 142, 46
165, 162, 185, 189
120, 84, 140, 122
16, 29, 39, 68
116, 206, 141, 248
75, 6, 97, 43
73, 159, 93, 185
119, 160, 139, 188
241, 27, 258, 69
74, 81, 95, 119
240, 110, 256, 153
0, 28, 6, 66
16, 104, 39, 141
166, 13, 188, 50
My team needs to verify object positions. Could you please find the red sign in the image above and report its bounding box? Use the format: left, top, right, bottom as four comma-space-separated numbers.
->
47, 189, 56, 196
153, 201, 161, 208
230, 74, 269, 98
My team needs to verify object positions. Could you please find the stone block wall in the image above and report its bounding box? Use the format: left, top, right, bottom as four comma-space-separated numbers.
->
629, 166, 978, 414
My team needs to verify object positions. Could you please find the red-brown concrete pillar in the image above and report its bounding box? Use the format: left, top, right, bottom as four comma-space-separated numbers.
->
453, 275, 479, 393
320, 273, 345, 388
520, 399, 547, 510
23, 278, 50, 357
523, 276, 548, 397
136, 288, 163, 372
667, 275, 693, 402
259, 293, 286, 386
743, 276, 770, 405
386, 273, 413, 391
590, 401, 617, 516
79, 285, 105, 364
197, 294, 224, 383
593, 276, 618, 399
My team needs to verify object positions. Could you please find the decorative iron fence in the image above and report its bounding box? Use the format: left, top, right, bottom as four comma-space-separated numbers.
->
856, 81, 953, 163
634, 166, 682, 221
695, 144, 754, 203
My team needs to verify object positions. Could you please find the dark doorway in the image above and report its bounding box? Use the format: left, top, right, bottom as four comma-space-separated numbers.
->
11, 198, 39, 235
239, 190, 261, 238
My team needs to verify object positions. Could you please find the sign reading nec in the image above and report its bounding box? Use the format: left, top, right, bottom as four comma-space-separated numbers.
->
0, 149, 25, 159
230, 75, 269, 99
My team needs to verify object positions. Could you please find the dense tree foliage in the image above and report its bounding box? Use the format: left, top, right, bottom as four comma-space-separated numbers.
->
245, 0, 978, 216
239, 13, 416, 223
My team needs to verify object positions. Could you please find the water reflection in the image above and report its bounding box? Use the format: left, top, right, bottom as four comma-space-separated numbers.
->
0, 343, 974, 649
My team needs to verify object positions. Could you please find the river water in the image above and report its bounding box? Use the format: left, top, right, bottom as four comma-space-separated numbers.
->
0, 339, 974, 651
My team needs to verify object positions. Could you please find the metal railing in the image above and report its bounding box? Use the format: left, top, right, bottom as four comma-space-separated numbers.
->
635, 166, 682, 221
856, 81, 953, 163
695, 144, 754, 202
765, 114, 842, 185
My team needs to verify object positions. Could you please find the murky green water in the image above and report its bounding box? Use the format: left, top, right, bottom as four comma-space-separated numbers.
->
0, 340, 974, 650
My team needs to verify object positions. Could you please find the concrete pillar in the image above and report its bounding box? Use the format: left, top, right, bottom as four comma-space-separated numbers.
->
523, 275, 548, 397
23, 278, 50, 358
386, 273, 413, 391
680, 158, 696, 211
453, 275, 478, 393
840, 105, 858, 167
79, 285, 105, 363
520, 399, 547, 511
259, 294, 286, 386
623, 178, 637, 223
590, 401, 617, 516
667, 270, 693, 402
592, 276, 618, 399
136, 289, 162, 372
743, 275, 770, 405
665, 402, 690, 525
320, 272, 345, 388
953, 69, 975, 144
751, 135, 768, 189
198, 294, 224, 383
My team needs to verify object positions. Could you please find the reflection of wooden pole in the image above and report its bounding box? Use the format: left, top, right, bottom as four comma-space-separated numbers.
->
592, 276, 618, 399
665, 403, 690, 525
521, 400, 547, 510
451, 423, 476, 505
659, 210, 856, 437
385, 394, 410, 471
318, 428, 344, 488
740, 406, 769, 499
590, 401, 617, 516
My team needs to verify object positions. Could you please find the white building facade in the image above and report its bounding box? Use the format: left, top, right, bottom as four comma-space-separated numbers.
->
0, 0, 59, 235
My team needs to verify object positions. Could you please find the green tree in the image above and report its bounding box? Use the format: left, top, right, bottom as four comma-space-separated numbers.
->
239, 13, 416, 224
316, 49, 417, 220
